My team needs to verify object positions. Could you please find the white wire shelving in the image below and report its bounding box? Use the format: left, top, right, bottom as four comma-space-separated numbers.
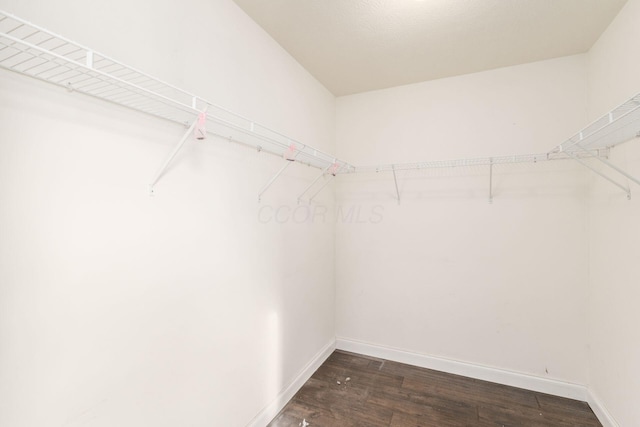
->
339, 92, 640, 202
352, 150, 611, 205
0, 10, 354, 199
1, 9, 639, 202
347, 93, 640, 202
352, 151, 605, 174
352, 92, 640, 175
556, 93, 640, 152
551, 92, 640, 199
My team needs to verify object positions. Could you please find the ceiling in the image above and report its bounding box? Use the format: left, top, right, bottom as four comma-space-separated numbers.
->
232, 0, 628, 96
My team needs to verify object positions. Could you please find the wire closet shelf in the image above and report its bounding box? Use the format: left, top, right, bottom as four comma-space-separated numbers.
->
0, 10, 354, 174
355, 93, 640, 174
1, 9, 640, 196
352, 151, 609, 174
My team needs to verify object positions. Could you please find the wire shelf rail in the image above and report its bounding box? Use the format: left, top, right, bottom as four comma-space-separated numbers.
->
1, 9, 640, 200
352, 150, 608, 174
0, 10, 355, 176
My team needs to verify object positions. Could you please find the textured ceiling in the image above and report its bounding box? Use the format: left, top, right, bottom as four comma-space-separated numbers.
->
232, 0, 628, 96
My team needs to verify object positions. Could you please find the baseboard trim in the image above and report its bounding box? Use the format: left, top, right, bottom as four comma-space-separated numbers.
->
336, 337, 587, 402
246, 339, 335, 427
246, 337, 616, 427
588, 390, 620, 427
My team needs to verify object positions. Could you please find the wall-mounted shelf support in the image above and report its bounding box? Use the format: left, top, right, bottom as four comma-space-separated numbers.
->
297, 163, 333, 204
574, 143, 640, 192
563, 149, 631, 199
149, 118, 199, 195
552, 91, 640, 199
258, 153, 301, 203
392, 165, 401, 205
308, 174, 336, 203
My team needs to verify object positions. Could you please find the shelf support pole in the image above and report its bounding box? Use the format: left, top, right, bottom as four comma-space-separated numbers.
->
392, 165, 400, 205
564, 149, 631, 199
149, 119, 198, 195
297, 163, 333, 204
573, 143, 640, 189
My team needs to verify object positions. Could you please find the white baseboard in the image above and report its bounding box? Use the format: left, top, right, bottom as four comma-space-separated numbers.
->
588, 390, 620, 427
246, 337, 617, 427
336, 337, 588, 402
246, 339, 335, 427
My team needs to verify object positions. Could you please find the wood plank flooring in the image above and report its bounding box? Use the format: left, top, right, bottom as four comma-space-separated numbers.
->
268, 350, 602, 427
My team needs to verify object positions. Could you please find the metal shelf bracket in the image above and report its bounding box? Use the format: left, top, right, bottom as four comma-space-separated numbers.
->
299, 163, 342, 204
308, 171, 337, 203
567, 143, 640, 200
392, 165, 401, 205
148, 117, 199, 195
297, 163, 333, 204
258, 150, 301, 203
563, 147, 631, 199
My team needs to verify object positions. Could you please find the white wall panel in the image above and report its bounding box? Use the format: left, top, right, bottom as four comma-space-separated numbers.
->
0, 1, 336, 426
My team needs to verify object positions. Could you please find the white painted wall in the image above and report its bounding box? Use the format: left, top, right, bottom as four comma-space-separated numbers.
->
335, 55, 591, 385
3, 1, 639, 425
0, 1, 336, 426
586, 0, 640, 425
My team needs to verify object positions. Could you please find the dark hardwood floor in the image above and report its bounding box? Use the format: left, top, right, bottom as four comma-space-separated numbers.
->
268, 350, 602, 427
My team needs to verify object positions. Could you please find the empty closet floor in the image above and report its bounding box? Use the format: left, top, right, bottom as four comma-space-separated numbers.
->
268, 350, 601, 427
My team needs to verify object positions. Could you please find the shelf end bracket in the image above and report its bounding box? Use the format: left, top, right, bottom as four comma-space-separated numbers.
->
574, 143, 640, 193
564, 148, 631, 199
